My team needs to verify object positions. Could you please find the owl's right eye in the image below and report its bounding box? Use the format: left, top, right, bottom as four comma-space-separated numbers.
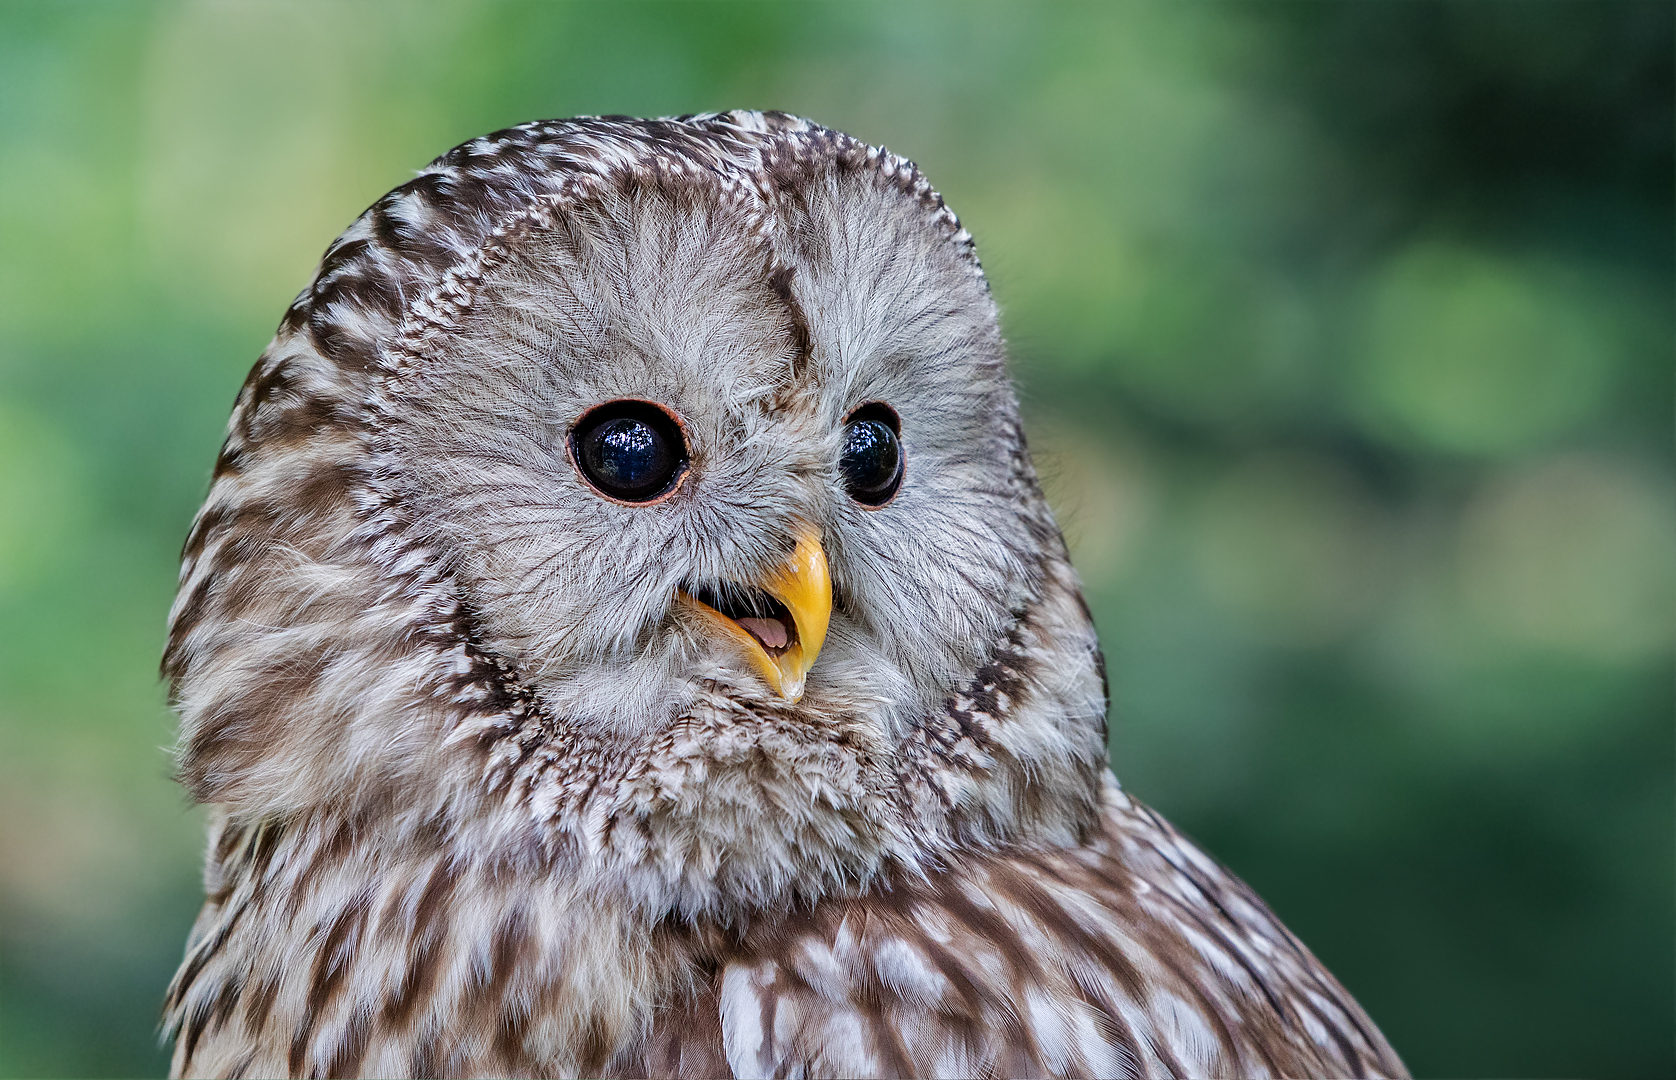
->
569, 400, 688, 503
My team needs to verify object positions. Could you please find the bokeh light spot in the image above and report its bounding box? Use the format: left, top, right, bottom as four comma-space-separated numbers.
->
0, 400, 85, 595
1189, 452, 1390, 645
1351, 242, 1617, 455
1457, 455, 1675, 662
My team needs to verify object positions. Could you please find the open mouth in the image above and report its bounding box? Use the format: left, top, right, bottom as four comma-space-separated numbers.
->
682, 582, 798, 655
674, 528, 830, 703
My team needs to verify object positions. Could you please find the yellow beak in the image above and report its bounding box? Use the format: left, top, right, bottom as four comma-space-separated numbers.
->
680, 527, 831, 702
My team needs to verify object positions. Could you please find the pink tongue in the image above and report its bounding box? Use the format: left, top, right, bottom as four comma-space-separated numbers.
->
736, 616, 789, 650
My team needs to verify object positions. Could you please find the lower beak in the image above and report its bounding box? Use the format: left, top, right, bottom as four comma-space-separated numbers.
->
680, 526, 831, 702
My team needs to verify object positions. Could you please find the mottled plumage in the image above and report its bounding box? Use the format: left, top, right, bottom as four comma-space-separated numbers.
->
162, 112, 1405, 1079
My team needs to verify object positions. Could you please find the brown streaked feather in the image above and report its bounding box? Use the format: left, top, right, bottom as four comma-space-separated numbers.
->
167, 783, 1402, 1079
685, 781, 1403, 1080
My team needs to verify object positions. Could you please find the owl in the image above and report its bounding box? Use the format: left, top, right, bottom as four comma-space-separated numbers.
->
161, 112, 1406, 1079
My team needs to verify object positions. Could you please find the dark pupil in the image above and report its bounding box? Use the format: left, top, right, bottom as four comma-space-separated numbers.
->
840, 419, 901, 503
582, 417, 675, 500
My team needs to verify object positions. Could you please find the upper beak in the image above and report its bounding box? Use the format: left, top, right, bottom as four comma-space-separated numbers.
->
680, 526, 831, 702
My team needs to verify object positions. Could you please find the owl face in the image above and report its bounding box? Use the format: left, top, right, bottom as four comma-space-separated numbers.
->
381, 162, 1040, 740
168, 114, 1107, 914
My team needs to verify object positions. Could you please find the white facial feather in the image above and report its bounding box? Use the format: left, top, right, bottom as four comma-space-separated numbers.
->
376, 135, 1055, 758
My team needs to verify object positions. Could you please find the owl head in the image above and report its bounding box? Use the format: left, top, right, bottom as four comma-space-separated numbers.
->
165, 113, 1109, 919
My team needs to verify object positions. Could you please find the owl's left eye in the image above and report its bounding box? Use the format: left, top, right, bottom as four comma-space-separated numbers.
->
840, 403, 904, 507
569, 400, 688, 503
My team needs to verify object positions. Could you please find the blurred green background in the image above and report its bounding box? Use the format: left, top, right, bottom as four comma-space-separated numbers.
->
0, 2, 1670, 1077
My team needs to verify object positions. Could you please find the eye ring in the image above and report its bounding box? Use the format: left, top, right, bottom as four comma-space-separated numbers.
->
840, 401, 904, 508
567, 399, 690, 505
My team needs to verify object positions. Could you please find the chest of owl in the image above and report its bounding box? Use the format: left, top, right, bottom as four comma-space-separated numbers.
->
161, 112, 1405, 1079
